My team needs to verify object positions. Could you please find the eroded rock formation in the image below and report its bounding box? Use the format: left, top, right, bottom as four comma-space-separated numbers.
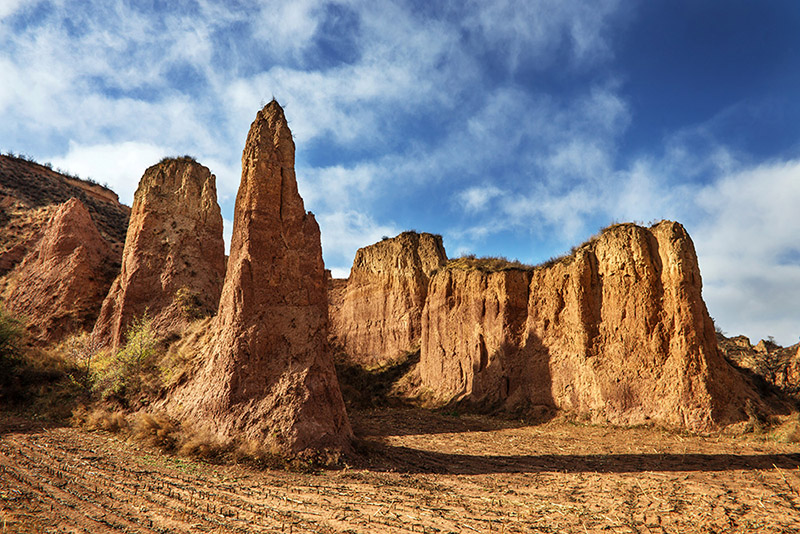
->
329, 232, 447, 366
168, 102, 351, 453
92, 158, 225, 349
420, 221, 759, 431
3, 198, 116, 343
0, 154, 129, 287
719, 334, 800, 401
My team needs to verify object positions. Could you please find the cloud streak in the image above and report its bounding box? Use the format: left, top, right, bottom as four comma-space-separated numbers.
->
1, 1, 797, 345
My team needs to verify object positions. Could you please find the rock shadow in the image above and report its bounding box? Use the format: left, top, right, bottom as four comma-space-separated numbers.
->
362, 444, 800, 475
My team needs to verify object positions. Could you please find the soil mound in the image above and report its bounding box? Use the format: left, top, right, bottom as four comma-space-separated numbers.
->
92, 157, 226, 349
420, 221, 761, 430
3, 198, 116, 343
329, 231, 446, 366
167, 101, 351, 453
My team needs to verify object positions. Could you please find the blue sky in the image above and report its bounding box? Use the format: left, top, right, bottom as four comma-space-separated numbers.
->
1, 0, 799, 345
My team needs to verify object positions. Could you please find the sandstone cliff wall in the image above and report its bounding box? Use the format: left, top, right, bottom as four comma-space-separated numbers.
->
3, 198, 116, 343
166, 102, 351, 453
329, 232, 446, 366
92, 158, 226, 349
420, 221, 756, 430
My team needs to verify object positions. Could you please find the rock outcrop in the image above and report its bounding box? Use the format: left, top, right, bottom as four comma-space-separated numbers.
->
329, 232, 447, 366
167, 102, 351, 453
92, 158, 226, 349
0, 154, 130, 267
420, 221, 759, 431
719, 334, 800, 401
3, 199, 116, 343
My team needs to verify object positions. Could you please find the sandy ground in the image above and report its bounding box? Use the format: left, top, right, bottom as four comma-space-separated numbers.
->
2, 408, 800, 533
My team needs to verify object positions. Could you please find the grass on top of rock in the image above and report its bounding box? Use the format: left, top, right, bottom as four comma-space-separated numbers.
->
156, 155, 199, 166
445, 255, 533, 273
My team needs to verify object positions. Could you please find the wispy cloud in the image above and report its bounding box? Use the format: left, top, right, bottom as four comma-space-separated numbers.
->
691, 160, 800, 345
2, 0, 796, 345
317, 210, 398, 278
50, 141, 170, 205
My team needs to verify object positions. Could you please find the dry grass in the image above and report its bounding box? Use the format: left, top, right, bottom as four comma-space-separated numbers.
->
445, 254, 533, 273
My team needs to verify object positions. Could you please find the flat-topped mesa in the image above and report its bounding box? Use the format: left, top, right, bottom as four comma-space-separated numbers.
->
3, 198, 116, 343
92, 157, 226, 349
168, 101, 351, 453
420, 221, 761, 431
329, 231, 447, 366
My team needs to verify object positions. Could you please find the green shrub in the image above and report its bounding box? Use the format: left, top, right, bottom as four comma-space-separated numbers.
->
0, 307, 23, 361
174, 286, 204, 319
91, 313, 161, 405
0, 307, 24, 391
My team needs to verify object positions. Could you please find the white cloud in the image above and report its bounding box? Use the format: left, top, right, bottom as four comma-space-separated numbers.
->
458, 185, 504, 212
252, 0, 322, 59
0, 0, 29, 20
691, 160, 800, 345
222, 218, 233, 255
49, 141, 171, 205
297, 163, 377, 214
317, 210, 398, 277
463, 0, 622, 70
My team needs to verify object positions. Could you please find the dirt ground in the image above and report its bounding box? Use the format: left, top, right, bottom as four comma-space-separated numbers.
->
2, 407, 800, 533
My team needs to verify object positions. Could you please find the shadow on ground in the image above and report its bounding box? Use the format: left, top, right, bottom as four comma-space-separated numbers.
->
360, 443, 800, 475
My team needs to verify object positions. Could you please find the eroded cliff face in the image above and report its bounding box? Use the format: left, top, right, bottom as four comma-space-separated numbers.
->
330, 232, 447, 366
0, 154, 129, 288
3, 198, 116, 343
719, 334, 800, 401
420, 221, 757, 431
167, 102, 351, 453
92, 158, 225, 349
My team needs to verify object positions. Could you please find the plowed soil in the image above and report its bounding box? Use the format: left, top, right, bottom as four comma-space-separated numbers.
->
2, 408, 800, 533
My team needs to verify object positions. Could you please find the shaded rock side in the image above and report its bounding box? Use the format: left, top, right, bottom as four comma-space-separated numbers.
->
420, 221, 759, 431
167, 102, 351, 453
3, 198, 116, 343
329, 232, 447, 366
92, 158, 225, 349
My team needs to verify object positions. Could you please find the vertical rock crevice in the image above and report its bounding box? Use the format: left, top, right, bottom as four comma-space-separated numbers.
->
92, 158, 226, 349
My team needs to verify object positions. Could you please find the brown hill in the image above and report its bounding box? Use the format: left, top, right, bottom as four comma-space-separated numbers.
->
92, 157, 226, 349
329, 231, 447, 366
2, 198, 117, 343
419, 221, 762, 431
166, 102, 351, 454
0, 154, 130, 270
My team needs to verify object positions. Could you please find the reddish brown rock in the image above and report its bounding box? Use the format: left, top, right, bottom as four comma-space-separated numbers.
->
3, 198, 116, 343
167, 101, 351, 453
420, 221, 760, 431
92, 157, 226, 349
0, 154, 130, 267
329, 232, 446, 366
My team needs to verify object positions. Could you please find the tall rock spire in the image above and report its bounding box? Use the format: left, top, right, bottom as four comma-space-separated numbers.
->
170, 101, 352, 453
92, 157, 226, 349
